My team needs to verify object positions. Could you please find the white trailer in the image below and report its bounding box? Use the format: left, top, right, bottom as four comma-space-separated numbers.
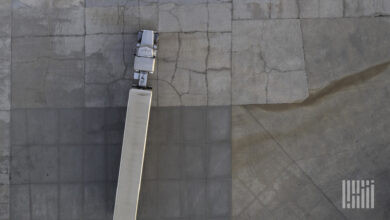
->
113, 89, 152, 220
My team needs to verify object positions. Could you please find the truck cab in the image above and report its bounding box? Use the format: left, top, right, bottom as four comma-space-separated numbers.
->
133, 30, 158, 88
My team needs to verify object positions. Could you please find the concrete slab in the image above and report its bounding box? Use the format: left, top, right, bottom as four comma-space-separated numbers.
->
0, 110, 9, 219
113, 89, 152, 220
0, 110, 9, 156
0, 37, 11, 110
86, 5, 140, 34
298, 0, 343, 18
12, 37, 84, 108
158, 3, 208, 32
85, 35, 126, 84
10, 185, 30, 220
31, 184, 58, 220
208, 3, 232, 32
344, 0, 382, 17
12, 0, 84, 36
0, 0, 11, 37
233, 0, 300, 19
232, 19, 308, 104
59, 184, 83, 219
302, 17, 390, 92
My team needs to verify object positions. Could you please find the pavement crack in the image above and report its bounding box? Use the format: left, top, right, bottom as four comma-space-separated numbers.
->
299, 18, 309, 98
342, 0, 346, 17
170, 33, 181, 83
296, 0, 301, 18
168, 4, 182, 32
159, 79, 183, 105
121, 34, 128, 79
121, 7, 127, 79
117, 6, 124, 27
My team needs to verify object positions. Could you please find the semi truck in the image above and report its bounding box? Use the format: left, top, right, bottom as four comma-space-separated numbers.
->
113, 30, 158, 220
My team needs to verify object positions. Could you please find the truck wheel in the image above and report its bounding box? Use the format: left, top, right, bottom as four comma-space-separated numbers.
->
137, 31, 143, 42
154, 33, 159, 44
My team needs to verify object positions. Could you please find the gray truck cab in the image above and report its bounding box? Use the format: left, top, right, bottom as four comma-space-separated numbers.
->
133, 30, 158, 88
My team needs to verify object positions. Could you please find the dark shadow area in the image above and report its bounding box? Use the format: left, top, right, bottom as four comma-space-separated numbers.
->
10, 106, 232, 220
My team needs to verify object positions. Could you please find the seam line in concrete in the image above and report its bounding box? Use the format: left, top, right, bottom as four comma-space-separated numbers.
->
243, 106, 348, 220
